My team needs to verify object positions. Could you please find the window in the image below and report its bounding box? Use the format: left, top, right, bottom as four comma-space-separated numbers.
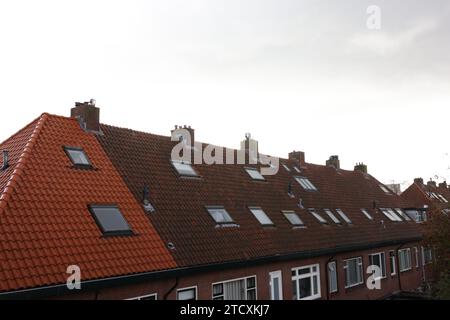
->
368, 252, 386, 279
249, 207, 274, 226
293, 166, 301, 173
292, 264, 321, 300
128, 293, 157, 300
323, 209, 341, 224
398, 248, 412, 272
308, 209, 328, 224
294, 176, 318, 191
269, 271, 283, 300
438, 194, 449, 203
414, 247, 419, 268
389, 251, 396, 276
245, 167, 265, 181
422, 247, 433, 265
64, 146, 92, 167
177, 287, 197, 300
380, 208, 402, 222
379, 184, 391, 194
88, 205, 133, 236
327, 261, 338, 293
171, 160, 198, 177
282, 211, 305, 227
344, 257, 363, 288
206, 206, 234, 225
361, 209, 373, 220
394, 208, 411, 221
405, 209, 427, 222
282, 164, 291, 172
212, 276, 256, 300
336, 209, 352, 224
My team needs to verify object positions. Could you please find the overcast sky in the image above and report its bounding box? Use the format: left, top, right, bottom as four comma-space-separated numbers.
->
1, 0, 449, 189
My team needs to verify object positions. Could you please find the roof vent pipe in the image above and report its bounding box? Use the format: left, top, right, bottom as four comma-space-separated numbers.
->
2, 150, 9, 170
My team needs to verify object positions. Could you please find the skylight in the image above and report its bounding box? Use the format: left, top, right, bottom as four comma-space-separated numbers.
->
336, 209, 352, 224
380, 208, 402, 222
438, 194, 449, 203
171, 160, 198, 177
293, 166, 301, 173
282, 164, 291, 172
308, 209, 327, 224
249, 207, 274, 226
324, 209, 341, 224
282, 210, 305, 227
64, 146, 91, 167
245, 167, 265, 181
361, 209, 373, 220
294, 176, 318, 191
394, 208, 411, 221
88, 205, 133, 236
206, 206, 234, 224
379, 184, 391, 194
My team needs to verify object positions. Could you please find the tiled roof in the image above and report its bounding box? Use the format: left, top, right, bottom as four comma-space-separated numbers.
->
0, 114, 176, 293
97, 124, 423, 268
401, 181, 450, 210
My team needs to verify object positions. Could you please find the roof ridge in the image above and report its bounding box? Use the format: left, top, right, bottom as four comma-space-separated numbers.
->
0, 113, 49, 214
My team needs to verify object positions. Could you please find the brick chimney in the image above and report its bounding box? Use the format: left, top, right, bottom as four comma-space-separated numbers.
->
289, 151, 305, 167
439, 181, 448, 189
427, 180, 437, 188
354, 162, 368, 174
71, 99, 100, 133
326, 155, 340, 169
414, 178, 424, 185
240, 133, 259, 164
171, 125, 195, 147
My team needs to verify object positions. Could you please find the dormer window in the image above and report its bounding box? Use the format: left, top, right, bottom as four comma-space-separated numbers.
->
64, 146, 92, 168
206, 206, 235, 225
295, 176, 317, 191
171, 160, 198, 177
245, 167, 265, 181
88, 205, 133, 236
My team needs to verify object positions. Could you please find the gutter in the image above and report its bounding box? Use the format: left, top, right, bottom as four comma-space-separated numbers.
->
0, 236, 423, 300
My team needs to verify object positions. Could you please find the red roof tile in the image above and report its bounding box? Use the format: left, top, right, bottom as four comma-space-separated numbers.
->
0, 114, 176, 293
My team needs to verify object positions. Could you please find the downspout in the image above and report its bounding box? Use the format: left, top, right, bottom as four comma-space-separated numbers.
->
163, 277, 179, 300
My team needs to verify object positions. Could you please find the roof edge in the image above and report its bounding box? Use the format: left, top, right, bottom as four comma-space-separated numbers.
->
0, 235, 422, 299
0, 113, 49, 214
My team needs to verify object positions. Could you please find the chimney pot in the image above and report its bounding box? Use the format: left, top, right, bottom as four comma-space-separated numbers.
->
354, 162, 368, 174
427, 180, 437, 188
71, 100, 101, 133
326, 155, 340, 169
289, 151, 306, 167
439, 181, 448, 189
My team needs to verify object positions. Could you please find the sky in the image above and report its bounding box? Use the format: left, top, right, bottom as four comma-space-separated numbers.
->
0, 0, 449, 189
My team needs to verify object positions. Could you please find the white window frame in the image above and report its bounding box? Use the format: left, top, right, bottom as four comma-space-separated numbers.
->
389, 250, 397, 276
361, 209, 373, 220
212, 275, 257, 300
344, 257, 364, 288
127, 293, 158, 300
294, 176, 318, 191
206, 206, 235, 225
269, 271, 283, 300
171, 160, 198, 177
336, 209, 352, 224
291, 264, 321, 300
380, 208, 402, 222
327, 261, 338, 294
249, 207, 274, 226
414, 247, 419, 268
282, 210, 305, 227
177, 286, 198, 300
324, 209, 341, 224
368, 252, 387, 279
398, 248, 412, 272
394, 208, 411, 221
245, 167, 265, 181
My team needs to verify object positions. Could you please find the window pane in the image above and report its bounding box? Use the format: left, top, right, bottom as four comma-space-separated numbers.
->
292, 280, 298, 300
324, 209, 340, 224
246, 277, 256, 289
361, 209, 373, 220
172, 160, 198, 176
178, 289, 196, 300
299, 278, 312, 299
245, 168, 265, 180
295, 176, 317, 191
283, 212, 304, 226
328, 262, 338, 293
207, 207, 234, 223
213, 284, 223, 296
89, 206, 132, 235
250, 208, 274, 225
336, 209, 352, 224
309, 209, 327, 224
65, 147, 91, 166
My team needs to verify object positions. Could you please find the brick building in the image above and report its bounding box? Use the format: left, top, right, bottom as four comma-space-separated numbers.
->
0, 101, 429, 300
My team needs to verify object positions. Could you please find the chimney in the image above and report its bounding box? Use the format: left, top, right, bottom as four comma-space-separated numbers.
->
439, 181, 448, 189
70, 99, 100, 133
326, 155, 340, 169
289, 150, 305, 167
171, 125, 195, 147
1, 150, 9, 170
240, 133, 259, 164
427, 180, 437, 188
414, 178, 424, 185
354, 162, 368, 174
